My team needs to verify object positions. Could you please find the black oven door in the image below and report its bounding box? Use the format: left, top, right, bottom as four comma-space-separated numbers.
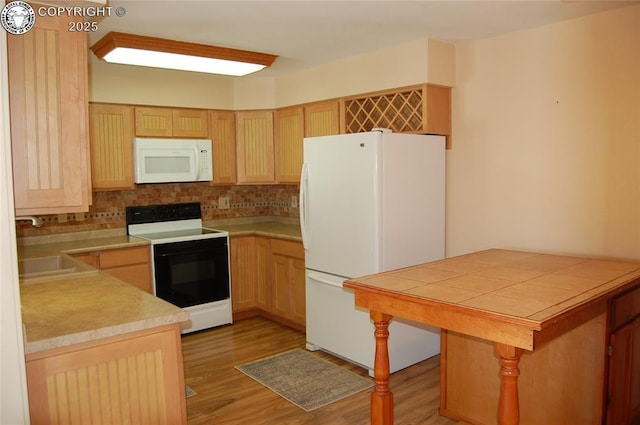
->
153, 237, 230, 308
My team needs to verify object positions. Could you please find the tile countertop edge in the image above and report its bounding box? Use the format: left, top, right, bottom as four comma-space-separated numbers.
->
23, 311, 190, 355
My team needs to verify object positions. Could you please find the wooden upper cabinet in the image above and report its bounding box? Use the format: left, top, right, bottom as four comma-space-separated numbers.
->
134, 107, 208, 138
135, 107, 173, 137
172, 108, 209, 137
304, 100, 340, 137
8, 7, 91, 215
89, 103, 135, 190
275, 106, 304, 184
424, 84, 452, 142
235, 110, 275, 184
209, 110, 236, 185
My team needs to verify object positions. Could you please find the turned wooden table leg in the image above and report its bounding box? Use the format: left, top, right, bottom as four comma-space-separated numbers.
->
370, 311, 394, 425
495, 343, 524, 425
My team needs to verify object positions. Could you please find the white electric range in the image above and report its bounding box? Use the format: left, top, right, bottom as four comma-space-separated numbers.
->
126, 202, 232, 333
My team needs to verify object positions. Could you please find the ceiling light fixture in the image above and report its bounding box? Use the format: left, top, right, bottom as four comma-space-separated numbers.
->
90, 32, 278, 77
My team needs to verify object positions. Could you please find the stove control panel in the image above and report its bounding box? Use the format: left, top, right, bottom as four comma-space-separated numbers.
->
126, 202, 202, 225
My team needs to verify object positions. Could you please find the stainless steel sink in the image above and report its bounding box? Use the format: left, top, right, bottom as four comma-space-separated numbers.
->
18, 255, 98, 283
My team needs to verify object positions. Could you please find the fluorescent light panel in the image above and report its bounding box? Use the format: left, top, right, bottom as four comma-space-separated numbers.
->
91, 32, 277, 77
103, 48, 266, 76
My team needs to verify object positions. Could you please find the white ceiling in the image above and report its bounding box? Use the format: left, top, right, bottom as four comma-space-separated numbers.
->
89, 0, 638, 77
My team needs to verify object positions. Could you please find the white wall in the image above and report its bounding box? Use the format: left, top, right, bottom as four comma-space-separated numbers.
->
447, 4, 640, 260
0, 32, 30, 425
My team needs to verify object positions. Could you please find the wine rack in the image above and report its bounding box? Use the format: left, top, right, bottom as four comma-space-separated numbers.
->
344, 87, 424, 133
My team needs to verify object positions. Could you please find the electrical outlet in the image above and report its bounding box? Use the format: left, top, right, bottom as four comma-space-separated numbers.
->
218, 196, 230, 209
290, 195, 298, 208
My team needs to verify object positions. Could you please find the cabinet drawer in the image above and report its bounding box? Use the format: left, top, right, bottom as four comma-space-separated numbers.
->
99, 246, 150, 268
270, 239, 304, 259
611, 283, 640, 330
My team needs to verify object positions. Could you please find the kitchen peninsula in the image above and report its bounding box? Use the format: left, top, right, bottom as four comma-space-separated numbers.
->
18, 234, 190, 425
344, 249, 640, 425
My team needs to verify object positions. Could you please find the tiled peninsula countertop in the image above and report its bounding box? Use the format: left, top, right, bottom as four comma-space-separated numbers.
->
17, 219, 300, 355
345, 249, 640, 339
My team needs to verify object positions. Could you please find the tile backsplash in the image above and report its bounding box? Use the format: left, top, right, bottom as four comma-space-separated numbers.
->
16, 183, 300, 237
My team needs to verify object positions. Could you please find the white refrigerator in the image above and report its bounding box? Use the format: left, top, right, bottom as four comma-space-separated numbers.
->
300, 130, 445, 375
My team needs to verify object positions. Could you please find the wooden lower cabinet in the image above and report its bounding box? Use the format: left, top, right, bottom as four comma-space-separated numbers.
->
442, 281, 640, 425
72, 246, 152, 293
230, 236, 258, 313
440, 313, 607, 425
229, 236, 304, 330
270, 239, 305, 327
607, 285, 640, 425
25, 324, 186, 425
254, 237, 270, 311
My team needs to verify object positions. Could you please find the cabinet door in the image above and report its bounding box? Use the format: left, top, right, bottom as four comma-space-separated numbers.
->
230, 236, 257, 312
26, 325, 186, 425
71, 246, 152, 293
608, 318, 640, 425
255, 237, 270, 311
172, 109, 208, 138
235, 110, 275, 183
8, 10, 91, 214
134, 107, 173, 137
271, 253, 291, 319
98, 246, 152, 293
209, 110, 237, 184
290, 257, 306, 325
89, 104, 135, 190
304, 100, 340, 137
275, 107, 304, 184
269, 239, 305, 327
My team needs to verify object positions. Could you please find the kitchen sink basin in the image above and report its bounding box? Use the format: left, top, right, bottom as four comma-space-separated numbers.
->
18, 255, 98, 283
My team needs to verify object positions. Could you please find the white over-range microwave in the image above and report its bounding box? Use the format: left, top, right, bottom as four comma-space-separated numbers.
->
134, 138, 213, 184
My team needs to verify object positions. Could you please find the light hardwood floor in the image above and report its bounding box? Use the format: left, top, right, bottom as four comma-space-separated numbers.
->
182, 317, 459, 425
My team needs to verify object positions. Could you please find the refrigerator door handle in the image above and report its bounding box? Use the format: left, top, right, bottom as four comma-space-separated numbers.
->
300, 162, 310, 250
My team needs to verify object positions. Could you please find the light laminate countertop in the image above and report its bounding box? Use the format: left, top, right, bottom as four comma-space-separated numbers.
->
17, 220, 300, 355
210, 221, 301, 241
20, 272, 189, 355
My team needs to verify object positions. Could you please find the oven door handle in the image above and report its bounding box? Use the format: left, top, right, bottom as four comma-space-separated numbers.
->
155, 248, 217, 257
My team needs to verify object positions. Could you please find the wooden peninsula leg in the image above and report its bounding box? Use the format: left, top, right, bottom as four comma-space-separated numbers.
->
494, 343, 524, 425
370, 311, 394, 425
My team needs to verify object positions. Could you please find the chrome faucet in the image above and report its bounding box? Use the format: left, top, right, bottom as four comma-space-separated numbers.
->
16, 216, 44, 228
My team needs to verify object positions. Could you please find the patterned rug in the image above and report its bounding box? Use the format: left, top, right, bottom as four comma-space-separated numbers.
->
235, 348, 373, 412
185, 385, 197, 398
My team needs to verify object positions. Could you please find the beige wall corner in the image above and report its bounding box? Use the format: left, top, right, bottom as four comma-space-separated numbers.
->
273, 37, 432, 107
428, 38, 456, 87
